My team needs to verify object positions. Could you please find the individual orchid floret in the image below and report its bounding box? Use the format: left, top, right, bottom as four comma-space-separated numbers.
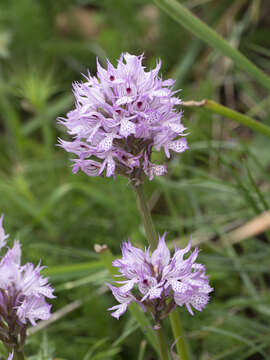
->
107, 284, 135, 320
58, 53, 188, 181
0, 214, 55, 354
108, 233, 212, 323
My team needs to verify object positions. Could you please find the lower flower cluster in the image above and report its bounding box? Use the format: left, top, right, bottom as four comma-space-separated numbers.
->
0, 215, 54, 355
108, 233, 212, 322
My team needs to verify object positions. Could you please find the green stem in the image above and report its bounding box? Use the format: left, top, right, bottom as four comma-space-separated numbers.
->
4, 343, 25, 360
153, 0, 270, 92
131, 181, 189, 360
156, 326, 169, 360
206, 100, 270, 137
169, 309, 189, 360
132, 182, 158, 248
14, 349, 25, 360
182, 99, 270, 138
138, 340, 147, 360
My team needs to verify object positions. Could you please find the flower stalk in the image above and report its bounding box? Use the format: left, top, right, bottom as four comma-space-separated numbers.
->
156, 326, 169, 360
131, 181, 190, 360
14, 348, 25, 360
132, 182, 158, 248
169, 309, 189, 360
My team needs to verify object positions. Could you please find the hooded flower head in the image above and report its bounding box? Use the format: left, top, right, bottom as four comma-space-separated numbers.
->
58, 53, 188, 180
108, 234, 212, 320
0, 215, 55, 351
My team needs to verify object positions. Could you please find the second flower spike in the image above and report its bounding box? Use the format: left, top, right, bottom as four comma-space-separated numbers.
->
108, 233, 213, 322
0, 215, 55, 356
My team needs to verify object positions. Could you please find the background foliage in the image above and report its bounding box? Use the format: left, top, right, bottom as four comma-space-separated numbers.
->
0, 0, 270, 359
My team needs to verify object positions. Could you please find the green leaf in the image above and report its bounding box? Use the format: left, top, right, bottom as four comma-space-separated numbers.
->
43, 261, 104, 281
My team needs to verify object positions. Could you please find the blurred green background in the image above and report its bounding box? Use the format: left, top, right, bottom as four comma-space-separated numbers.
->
0, 0, 270, 359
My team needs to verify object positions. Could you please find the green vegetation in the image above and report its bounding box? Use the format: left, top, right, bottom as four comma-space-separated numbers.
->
0, 0, 270, 359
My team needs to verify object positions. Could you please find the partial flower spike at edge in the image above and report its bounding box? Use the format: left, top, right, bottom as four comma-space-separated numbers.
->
108, 234, 212, 322
0, 215, 55, 359
58, 53, 188, 180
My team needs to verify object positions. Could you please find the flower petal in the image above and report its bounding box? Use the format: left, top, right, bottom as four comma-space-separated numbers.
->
108, 303, 128, 319
152, 233, 170, 268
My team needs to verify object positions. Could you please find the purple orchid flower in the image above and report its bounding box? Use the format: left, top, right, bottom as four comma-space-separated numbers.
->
0, 215, 55, 352
108, 234, 212, 321
58, 53, 188, 180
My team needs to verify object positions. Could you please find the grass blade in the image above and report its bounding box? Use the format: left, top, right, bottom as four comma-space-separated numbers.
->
182, 99, 270, 138
153, 0, 270, 91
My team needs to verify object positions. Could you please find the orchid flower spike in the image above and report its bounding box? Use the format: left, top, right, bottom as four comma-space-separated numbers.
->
0, 215, 55, 353
108, 234, 212, 322
58, 53, 188, 181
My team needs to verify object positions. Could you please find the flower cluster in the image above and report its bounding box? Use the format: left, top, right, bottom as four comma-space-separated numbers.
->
0, 215, 54, 353
108, 234, 212, 321
58, 53, 188, 180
